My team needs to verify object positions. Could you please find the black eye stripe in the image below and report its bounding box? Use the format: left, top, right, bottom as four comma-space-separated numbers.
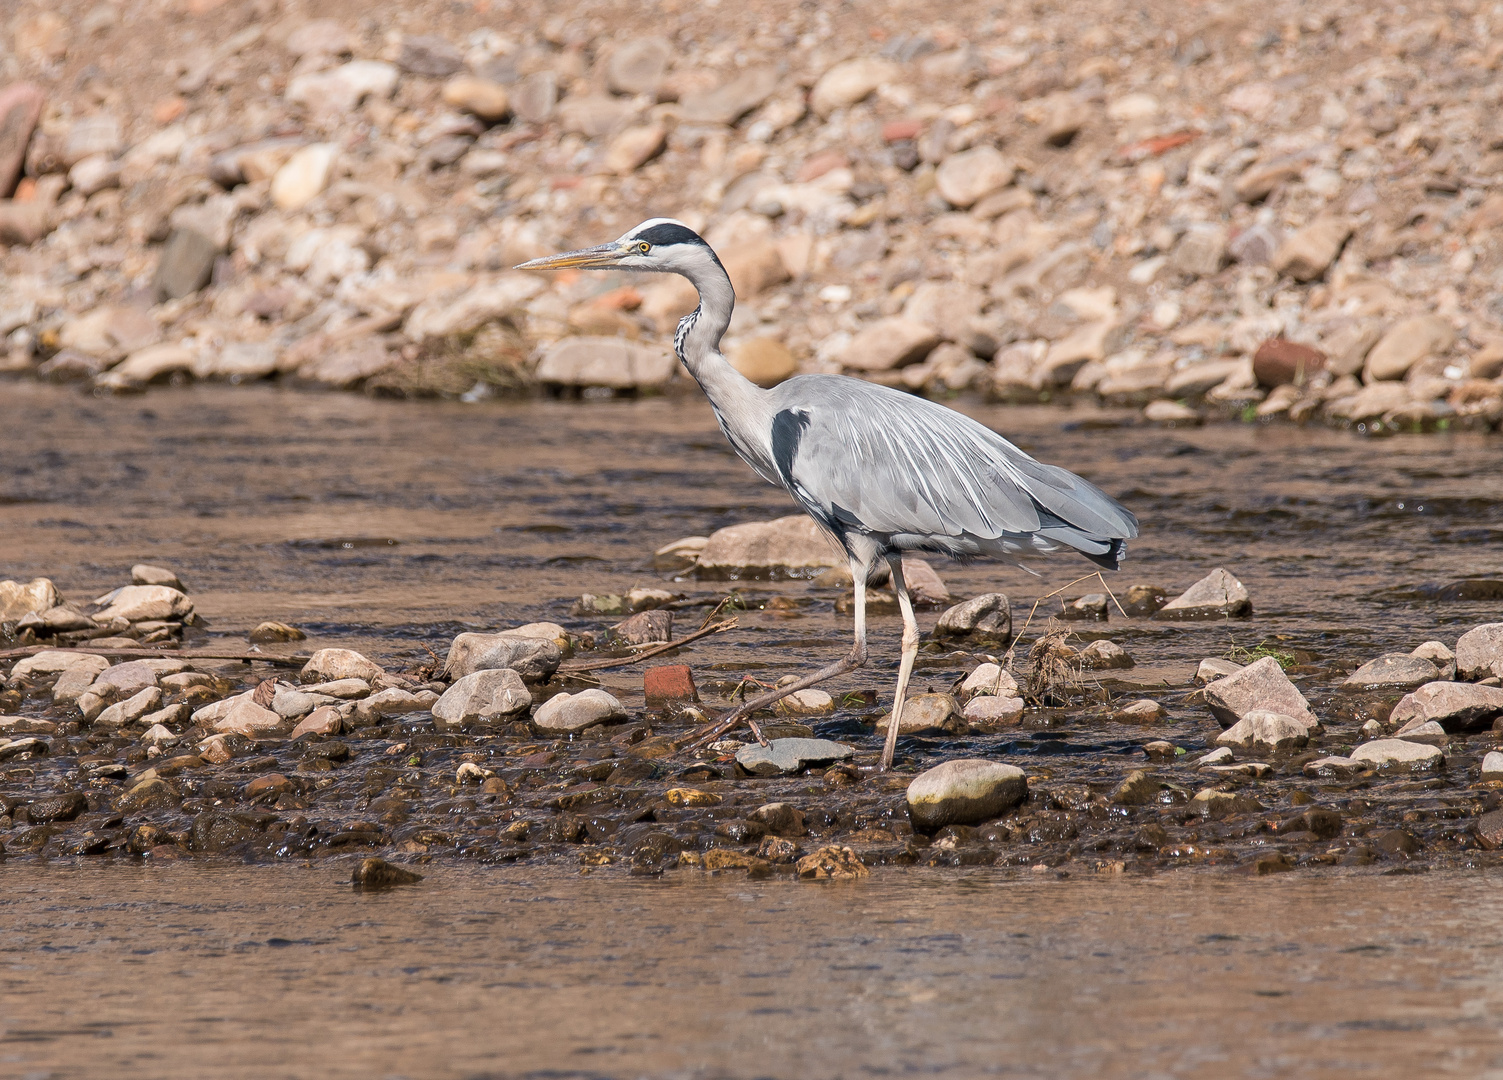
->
631, 222, 706, 247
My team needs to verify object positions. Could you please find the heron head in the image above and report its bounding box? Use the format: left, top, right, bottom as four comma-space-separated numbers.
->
514, 218, 715, 274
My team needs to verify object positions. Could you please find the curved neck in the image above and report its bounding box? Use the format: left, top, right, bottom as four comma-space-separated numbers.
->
671, 251, 760, 407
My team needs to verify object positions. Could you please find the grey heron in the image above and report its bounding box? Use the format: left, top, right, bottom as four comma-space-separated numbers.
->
518, 219, 1139, 770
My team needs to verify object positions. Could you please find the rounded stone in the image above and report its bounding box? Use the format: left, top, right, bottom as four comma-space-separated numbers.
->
532, 689, 625, 734
906, 759, 1028, 831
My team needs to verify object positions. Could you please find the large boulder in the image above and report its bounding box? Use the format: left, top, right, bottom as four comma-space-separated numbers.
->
905, 759, 1028, 830
93, 585, 193, 624
1214, 710, 1309, 753
443, 633, 562, 682
1202, 656, 1317, 730
534, 337, 677, 390
694, 515, 844, 580
1350, 738, 1443, 772
432, 669, 531, 725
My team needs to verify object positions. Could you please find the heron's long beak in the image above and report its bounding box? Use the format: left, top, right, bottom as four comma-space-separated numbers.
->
514, 243, 625, 271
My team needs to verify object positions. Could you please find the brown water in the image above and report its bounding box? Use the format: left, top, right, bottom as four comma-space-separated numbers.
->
6, 863, 1503, 1079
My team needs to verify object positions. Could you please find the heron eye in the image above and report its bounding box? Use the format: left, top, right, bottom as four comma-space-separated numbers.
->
637, 242, 651, 254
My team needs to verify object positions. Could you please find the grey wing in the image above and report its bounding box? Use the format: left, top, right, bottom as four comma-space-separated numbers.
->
769, 378, 1138, 565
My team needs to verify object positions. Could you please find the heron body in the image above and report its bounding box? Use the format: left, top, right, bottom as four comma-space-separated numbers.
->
519, 219, 1139, 768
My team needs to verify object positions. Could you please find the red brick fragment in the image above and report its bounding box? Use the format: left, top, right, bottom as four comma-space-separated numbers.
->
645, 664, 699, 708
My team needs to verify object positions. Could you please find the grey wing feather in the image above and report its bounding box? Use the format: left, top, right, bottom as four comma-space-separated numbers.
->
770, 376, 1137, 556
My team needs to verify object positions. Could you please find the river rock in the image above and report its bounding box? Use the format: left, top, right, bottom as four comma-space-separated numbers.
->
300, 648, 384, 684
1342, 653, 1442, 692
352, 857, 424, 888
1110, 769, 1162, 806
935, 146, 1014, 208
1350, 738, 1443, 772
1482, 752, 1503, 782
95, 686, 163, 727
604, 124, 667, 174
959, 663, 1020, 699
876, 693, 962, 736
1215, 710, 1309, 753
1078, 640, 1134, 670
1411, 640, 1456, 679
612, 609, 672, 645
533, 689, 625, 733
811, 58, 898, 116
1271, 217, 1351, 281
749, 802, 806, 836
249, 621, 305, 643
27, 791, 89, 824
0, 577, 59, 620
1364, 315, 1455, 382
0, 83, 45, 198
1393, 719, 1448, 749
1457, 624, 1503, 681
397, 33, 463, 76
1388, 682, 1503, 734
1114, 699, 1167, 723
839, 317, 941, 371
726, 337, 798, 387
270, 144, 338, 211
93, 585, 193, 624
290, 705, 343, 739
441, 76, 509, 121
301, 679, 371, 699
9, 649, 104, 682
905, 759, 1028, 830
271, 685, 341, 720
779, 689, 835, 717
679, 67, 779, 125
932, 593, 1011, 642
50, 656, 113, 705
962, 695, 1025, 726
214, 697, 285, 737
1202, 656, 1317, 730
534, 336, 676, 389
1252, 338, 1327, 387
735, 738, 854, 777
444, 632, 561, 681
130, 564, 184, 590
91, 659, 185, 699
794, 845, 870, 879
1153, 568, 1251, 620
608, 36, 671, 96
433, 669, 531, 725
694, 515, 843, 579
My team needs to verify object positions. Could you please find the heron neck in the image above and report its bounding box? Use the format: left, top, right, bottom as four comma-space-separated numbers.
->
674, 256, 762, 409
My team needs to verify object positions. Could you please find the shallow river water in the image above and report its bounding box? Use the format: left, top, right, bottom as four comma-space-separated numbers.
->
6, 863, 1503, 1080
4, 384, 1503, 1078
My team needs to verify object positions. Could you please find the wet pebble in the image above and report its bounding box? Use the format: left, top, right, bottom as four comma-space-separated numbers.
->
906, 759, 1028, 830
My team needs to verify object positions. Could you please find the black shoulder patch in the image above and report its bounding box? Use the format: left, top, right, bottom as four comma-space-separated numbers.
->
770, 408, 810, 488
634, 222, 707, 248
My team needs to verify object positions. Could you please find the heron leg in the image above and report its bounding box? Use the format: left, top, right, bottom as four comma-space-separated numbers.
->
679, 556, 871, 752
879, 555, 921, 771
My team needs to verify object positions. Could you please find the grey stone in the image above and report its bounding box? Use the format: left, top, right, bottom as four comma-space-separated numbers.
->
1154, 568, 1252, 620
94, 584, 193, 624
679, 67, 779, 125
613, 609, 672, 645
1080, 642, 1131, 676
1059, 593, 1109, 620
1170, 224, 1227, 278
1458, 624, 1503, 681
876, 693, 961, 736
933, 593, 1012, 641
1196, 658, 1244, 683
94, 686, 163, 727
444, 633, 562, 682
131, 563, 184, 590
153, 228, 220, 302
433, 670, 531, 725
905, 759, 1028, 830
271, 685, 341, 720
397, 34, 464, 77
531, 689, 625, 734
1341, 653, 1442, 692
1202, 656, 1317, 730
300, 648, 385, 684
961, 695, 1025, 726
1302, 755, 1370, 779
695, 515, 844, 580
1411, 640, 1456, 680
534, 336, 676, 389
608, 37, 672, 96
1350, 738, 1443, 772
1393, 719, 1449, 749
1110, 769, 1162, 806
1389, 682, 1503, 735
1214, 710, 1309, 753
959, 662, 1020, 699
735, 738, 855, 777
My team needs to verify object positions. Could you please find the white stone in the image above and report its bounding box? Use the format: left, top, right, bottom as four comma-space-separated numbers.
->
906, 759, 1028, 830
532, 689, 625, 733
270, 144, 339, 211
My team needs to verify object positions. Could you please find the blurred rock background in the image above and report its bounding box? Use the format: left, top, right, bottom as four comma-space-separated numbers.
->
1, 0, 1502, 431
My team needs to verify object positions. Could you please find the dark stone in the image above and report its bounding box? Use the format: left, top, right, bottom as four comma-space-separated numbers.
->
27, 791, 88, 824
190, 811, 256, 853
1374, 828, 1419, 856
1253, 338, 1327, 388
1240, 851, 1294, 874
352, 857, 424, 887
613, 609, 672, 645
153, 227, 219, 301
1438, 579, 1503, 602
1475, 809, 1503, 851
1123, 585, 1168, 617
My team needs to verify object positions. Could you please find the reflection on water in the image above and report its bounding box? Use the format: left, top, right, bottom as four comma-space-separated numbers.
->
4, 864, 1503, 1079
